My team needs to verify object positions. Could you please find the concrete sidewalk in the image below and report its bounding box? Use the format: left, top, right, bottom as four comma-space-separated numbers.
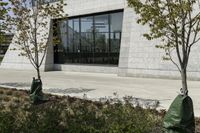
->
0, 68, 200, 116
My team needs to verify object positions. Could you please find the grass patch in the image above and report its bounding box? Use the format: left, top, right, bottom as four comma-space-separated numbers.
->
0, 88, 199, 133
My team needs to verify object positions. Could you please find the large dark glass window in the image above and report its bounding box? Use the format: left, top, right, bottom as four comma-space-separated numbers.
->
54, 10, 123, 65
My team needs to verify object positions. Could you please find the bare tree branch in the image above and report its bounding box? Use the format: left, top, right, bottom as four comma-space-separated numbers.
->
167, 47, 181, 72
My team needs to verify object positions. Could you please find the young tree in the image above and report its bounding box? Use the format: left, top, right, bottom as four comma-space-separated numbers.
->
0, 0, 8, 45
128, 0, 200, 96
0, 0, 8, 18
5, 0, 66, 80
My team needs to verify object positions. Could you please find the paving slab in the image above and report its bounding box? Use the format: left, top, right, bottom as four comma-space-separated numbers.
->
0, 68, 200, 116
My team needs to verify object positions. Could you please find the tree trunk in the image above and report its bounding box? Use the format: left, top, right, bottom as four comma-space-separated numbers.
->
36, 67, 41, 80
181, 68, 188, 95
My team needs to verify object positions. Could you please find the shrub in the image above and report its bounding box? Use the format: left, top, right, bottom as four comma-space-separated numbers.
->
0, 88, 163, 133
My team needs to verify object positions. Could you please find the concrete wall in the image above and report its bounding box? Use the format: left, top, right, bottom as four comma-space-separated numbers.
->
118, 1, 200, 80
64, 0, 125, 17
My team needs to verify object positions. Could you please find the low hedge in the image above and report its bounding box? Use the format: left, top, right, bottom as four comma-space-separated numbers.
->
0, 88, 163, 133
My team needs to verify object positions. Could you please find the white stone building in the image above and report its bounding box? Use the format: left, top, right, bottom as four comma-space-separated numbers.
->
1, 0, 200, 79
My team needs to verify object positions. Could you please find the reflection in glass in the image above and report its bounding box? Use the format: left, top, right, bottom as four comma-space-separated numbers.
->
94, 33, 109, 64
110, 33, 121, 52
95, 33, 109, 53
81, 17, 93, 32
81, 33, 93, 52
59, 20, 67, 50
94, 14, 109, 32
110, 12, 123, 32
110, 32, 121, 64
73, 19, 79, 32
67, 20, 74, 53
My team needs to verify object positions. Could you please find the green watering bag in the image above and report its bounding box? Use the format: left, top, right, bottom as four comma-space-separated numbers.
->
163, 94, 195, 133
30, 77, 46, 104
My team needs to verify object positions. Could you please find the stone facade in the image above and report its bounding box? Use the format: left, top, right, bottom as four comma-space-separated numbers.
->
1, 0, 200, 79
118, 2, 200, 80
